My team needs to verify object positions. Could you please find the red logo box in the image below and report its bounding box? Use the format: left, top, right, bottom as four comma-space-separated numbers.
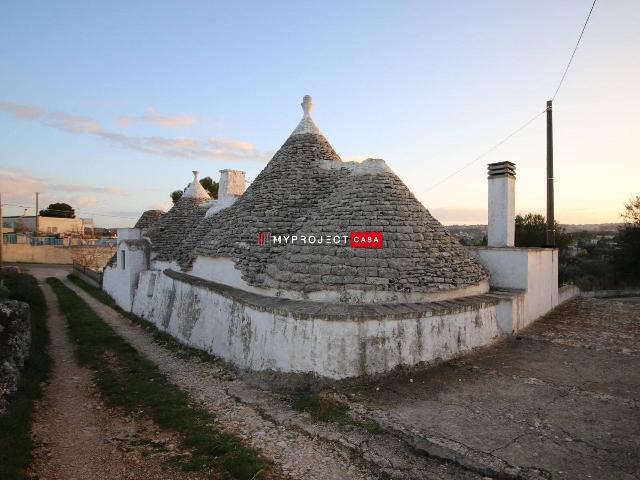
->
256, 232, 270, 245
350, 231, 383, 248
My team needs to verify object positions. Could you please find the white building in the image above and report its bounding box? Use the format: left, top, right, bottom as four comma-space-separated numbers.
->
2, 215, 92, 235
103, 96, 576, 381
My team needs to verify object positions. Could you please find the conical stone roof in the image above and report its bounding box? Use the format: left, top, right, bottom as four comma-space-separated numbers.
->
264, 158, 488, 295
171, 96, 487, 299
175, 96, 349, 284
134, 209, 165, 233
146, 171, 210, 261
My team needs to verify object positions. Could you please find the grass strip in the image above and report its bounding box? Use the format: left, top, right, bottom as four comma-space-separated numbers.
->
0, 273, 52, 480
70, 273, 384, 438
47, 277, 269, 479
67, 274, 216, 364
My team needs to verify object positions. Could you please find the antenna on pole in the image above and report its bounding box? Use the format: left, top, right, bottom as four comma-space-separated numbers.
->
546, 100, 555, 247
35, 192, 40, 236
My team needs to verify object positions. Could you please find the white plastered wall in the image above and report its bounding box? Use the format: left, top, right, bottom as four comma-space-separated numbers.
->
102, 228, 148, 311
131, 270, 504, 379
470, 247, 558, 331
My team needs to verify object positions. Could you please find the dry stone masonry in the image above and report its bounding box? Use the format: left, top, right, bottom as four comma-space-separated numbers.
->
133, 209, 165, 233
0, 300, 31, 414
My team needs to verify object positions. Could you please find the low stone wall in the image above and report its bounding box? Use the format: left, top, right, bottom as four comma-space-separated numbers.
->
131, 269, 515, 380
0, 300, 31, 413
581, 289, 640, 298
559, 285, 581, 304
2, 244, 73, 264
72, 264, 102, 288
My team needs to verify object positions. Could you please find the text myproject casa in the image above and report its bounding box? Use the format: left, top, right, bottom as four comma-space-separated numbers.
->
268, 233, 383, 246
271, 234, 349, 245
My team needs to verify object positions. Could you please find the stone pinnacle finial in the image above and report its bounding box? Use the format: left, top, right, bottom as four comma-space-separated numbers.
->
182, 170, 209, 199
291, 95, 321, 136
301, 95, 313, 117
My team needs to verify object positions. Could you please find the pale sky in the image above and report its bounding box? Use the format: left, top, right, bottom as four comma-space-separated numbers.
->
0, 1, 638, 227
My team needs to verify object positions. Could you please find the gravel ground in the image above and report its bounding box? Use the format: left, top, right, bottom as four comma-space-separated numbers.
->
31, 263, 636, 480
29, 276, 211, 480
59, 276, 379, 480
26, 265, 479, 480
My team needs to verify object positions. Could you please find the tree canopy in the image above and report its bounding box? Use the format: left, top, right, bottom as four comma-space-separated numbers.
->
514, 213, 571, 251
170, 177, 218, 204
613, 195, 640, 282
39, 202, 75, 218
621, 195, 640, 225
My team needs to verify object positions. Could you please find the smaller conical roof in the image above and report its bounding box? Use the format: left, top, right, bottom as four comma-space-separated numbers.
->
134, 210, 165, 233
146, 173, 210, 261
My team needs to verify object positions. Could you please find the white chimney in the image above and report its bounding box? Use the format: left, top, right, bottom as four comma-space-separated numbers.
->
218, 169, 246, 200
487, 161, 515, 247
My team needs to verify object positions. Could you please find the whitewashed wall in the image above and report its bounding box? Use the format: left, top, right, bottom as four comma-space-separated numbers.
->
103, 228, 149, 311
132, 270, 504, 379
470, 247, 558, 330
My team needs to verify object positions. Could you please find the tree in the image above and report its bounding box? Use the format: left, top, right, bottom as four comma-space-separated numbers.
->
170, 177, 218, 204
72, 245, 117, 271
515, 213, 571, 252
170, 190, 183, 204
200, 176, 219, 199
40, 202, 75, 218
621, 195, 640, 225
613, 195, 640, 283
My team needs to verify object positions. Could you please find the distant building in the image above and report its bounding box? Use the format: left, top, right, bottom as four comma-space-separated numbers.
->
2, 215, 93, 235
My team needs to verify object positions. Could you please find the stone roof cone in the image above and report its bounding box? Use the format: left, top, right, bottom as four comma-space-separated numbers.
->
134, 209, 165, 233
264, 158, 489, 297
145, 172, 210, 261
175, 96, 345, 276
170, 96, 487, 301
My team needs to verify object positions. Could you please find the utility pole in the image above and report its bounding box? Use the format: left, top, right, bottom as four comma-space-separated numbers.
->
546, 100, 555, 247
35, 191, 39, 236
0, 192, 3, 270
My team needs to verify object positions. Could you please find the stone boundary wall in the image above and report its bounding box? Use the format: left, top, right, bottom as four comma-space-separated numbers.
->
558, 285, 581, 304
3, 244, 72, 264
0, 300, 31, 414
581, 289, 640, 299
72, 265, 102, 288
131, 269, 514, 379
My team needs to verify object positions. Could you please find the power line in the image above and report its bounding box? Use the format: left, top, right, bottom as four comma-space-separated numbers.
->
419, 0, 598, 196
419, 109, 546, 195
552, 0, 598, 101
1, 203, 139, 220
